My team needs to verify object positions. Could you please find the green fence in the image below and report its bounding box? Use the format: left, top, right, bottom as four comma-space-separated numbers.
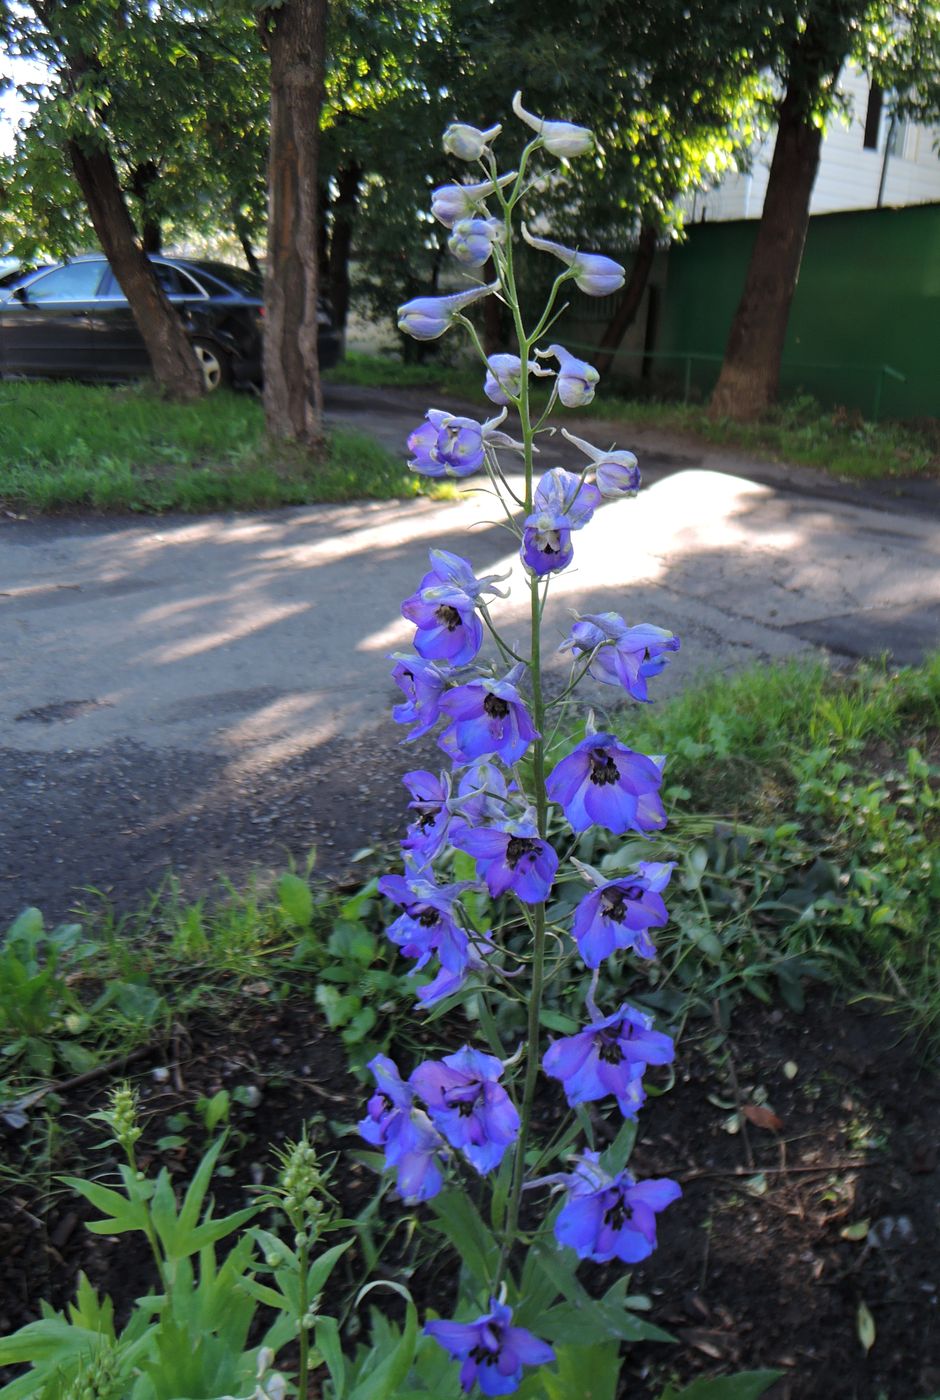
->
650, 203, 940, 420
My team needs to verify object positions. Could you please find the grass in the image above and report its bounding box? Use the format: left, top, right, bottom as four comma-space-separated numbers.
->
330, 351, 940, 481
0, 379, 437, 514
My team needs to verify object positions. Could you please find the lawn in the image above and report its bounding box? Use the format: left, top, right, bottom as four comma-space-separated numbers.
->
328, 351, 940, 482
0, 379, 432, 513
1, 655, 938, 1398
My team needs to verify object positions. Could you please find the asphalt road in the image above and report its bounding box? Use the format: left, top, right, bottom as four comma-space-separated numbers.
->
3, 385, 939, 923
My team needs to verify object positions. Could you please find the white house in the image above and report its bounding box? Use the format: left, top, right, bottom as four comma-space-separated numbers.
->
687, 64, 940, 222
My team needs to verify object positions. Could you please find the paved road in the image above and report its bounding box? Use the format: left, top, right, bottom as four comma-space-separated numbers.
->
3, 386, 939, 921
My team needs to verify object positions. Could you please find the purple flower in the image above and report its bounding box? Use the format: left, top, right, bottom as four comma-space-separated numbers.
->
426, 1298, 555, 1395
431, 174, 515, 228
559, 613, 680, 702
401, 769, 454, 860
450, 816, 558, 904
455, 760, 509, 824
359, 1054, 448, 1203
512, 90, 594, 158
571, 861, 673, 965
449, 217, 503, 268
443, 121, 502, 161
438, 667, 539, 765
546, 732, 666, 835
522, 467, 601, 577
411, 1045, 519, 1174
407, 407, 515, 479
415, 931, 493, 1007
401, 549, 507, 667
545, 344, 599, 407
542, 1004, 675, 1114
521, 224, 624, 296
390, 654, 448, 740
554, 1152, 681, 1263
398, 281, 498, 340
561, 428, 640, 497
378, 862, 472, 975
483, 353, 551, 406
408, 410, 485, 478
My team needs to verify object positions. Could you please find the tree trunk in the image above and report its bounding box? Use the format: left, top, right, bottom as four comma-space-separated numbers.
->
238, 228, 262, 276
263, 0, 328, 448
69, 140, 204, 400
130, 161, 163, 253
328, 161, 362, 340
593, 223, 658, 378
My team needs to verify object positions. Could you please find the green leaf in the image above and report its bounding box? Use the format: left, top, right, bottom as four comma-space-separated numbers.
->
658, 1370, 784, 1400
516, 1341, 620, 1400
306, 1239, 353, 1296
278, 872, 314, 927
201, 1088, 231, 1132
429, 1192, 499, 1289
857, 1300, 876, 1355
539, 1009, 580, 1034
316, 1315, 347, 1394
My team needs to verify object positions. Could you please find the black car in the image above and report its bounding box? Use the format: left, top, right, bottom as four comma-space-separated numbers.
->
0, 253, 340, 391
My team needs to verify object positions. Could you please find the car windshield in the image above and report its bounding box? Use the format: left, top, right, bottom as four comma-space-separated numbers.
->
190, 261, 263, 297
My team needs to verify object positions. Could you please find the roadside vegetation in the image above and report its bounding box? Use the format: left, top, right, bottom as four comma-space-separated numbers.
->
329, 351, 940, 482
2, 654, 937, 1396
3, 654, 937, 1127
0, 380, 438, 514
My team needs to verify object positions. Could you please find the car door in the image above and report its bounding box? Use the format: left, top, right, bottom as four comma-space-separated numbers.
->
92, 263, 207, 377
0, 261, 106, 377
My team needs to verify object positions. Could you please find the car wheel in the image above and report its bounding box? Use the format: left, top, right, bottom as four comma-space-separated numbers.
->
192, 339, 231, 392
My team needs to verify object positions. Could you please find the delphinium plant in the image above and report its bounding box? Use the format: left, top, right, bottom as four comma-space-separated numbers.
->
359, 94, 684, 1397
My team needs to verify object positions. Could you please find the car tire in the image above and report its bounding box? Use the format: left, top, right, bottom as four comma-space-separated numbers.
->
191, 339, 232, 392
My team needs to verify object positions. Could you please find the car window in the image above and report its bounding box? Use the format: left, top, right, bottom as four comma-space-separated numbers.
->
25, 262, 106, 302
192, 261, 263, 297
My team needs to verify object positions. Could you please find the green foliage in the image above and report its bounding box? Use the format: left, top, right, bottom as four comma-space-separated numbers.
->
0, 382, 442, 513
657, 1373, 784, 1400
0, 1097, 351, 1400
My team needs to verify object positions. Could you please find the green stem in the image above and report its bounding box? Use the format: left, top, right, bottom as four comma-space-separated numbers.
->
493, 200, 552, 1291
297, 1235, 310, 1400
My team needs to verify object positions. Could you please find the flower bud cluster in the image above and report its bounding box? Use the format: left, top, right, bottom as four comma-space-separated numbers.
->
104, 1082, 142, 1154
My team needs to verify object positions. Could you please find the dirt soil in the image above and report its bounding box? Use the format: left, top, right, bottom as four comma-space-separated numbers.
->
1, 991, 936, 1399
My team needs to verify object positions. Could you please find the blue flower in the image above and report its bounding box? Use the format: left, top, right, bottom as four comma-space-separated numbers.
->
411, 1045, 520, 1174
522, 468, 601, 577
390, 654, 448, 740
426, 1298, 555, 1395
554, 1152, 681, 1263
545, 344, 599, 407
439, 667, 539, 765
401, 549, 507, 667
415, 931, 492, 1007
449, 217, 503, 268
401, 769, 454, 860
484, 353, 543, 406
455, 760, 510, 824
450, 816, 558, 904
521, 224, 624, 297
512, 91, 594, 158
546, 732, 666, 835
561, 427, 640, 497
378, 862, 472, 975
398, 281, 498, 340
408, 410, 485, 477
431, 175, 516, 228
443, 121, 502, 161
571, 861, 673, 965
559, 613, 680, 702
542, 1004, 675, 1114
359, 1054, 448, 1203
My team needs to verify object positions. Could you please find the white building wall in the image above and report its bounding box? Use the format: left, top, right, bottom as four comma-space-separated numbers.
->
688, 64, 940, 223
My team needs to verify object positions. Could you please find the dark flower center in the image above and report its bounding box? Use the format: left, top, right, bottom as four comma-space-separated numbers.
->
483, 693, 510, 720
603, 884, 644, 923
506, 836, 539, 869
604, 1195, 634, 1230
446, 1080, 483, 1116
589, 748, 621, 786
435, 604, 462, 631
417, 807, 440, 831
418, 907, 440, 927
598, 1034, 624, 1065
